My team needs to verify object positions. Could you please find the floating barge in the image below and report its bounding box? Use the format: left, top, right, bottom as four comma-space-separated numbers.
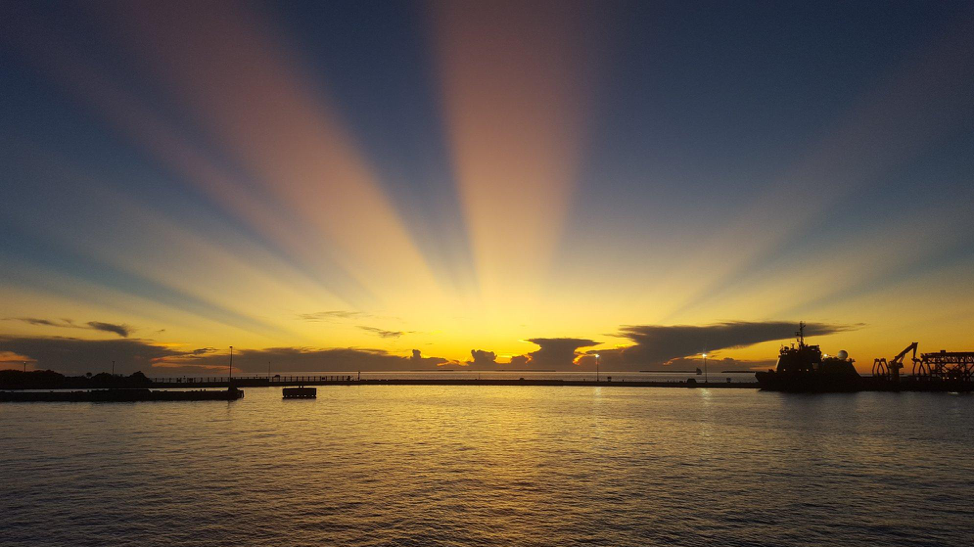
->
283, 387, 317, 399
0, 387, 244, 403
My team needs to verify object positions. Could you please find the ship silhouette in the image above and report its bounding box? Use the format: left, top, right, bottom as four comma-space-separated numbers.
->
755, 322, 862, 392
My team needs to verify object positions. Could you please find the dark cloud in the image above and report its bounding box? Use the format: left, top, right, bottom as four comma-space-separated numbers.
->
663, 356, 777, 373
519, 338, 600, 369
86, 321, 131, 337
188, 347, 217, 356
161, 346, 449, 374
358, 326, 407, 339
13, 318, 60, 327
7, 317, 132, 337
0, 335, 181, 375
574, 353, 598, 369
596, 321, 857, 370
466, 349, 498, 369
0, 335, 452, 376
297, 310, 367, 321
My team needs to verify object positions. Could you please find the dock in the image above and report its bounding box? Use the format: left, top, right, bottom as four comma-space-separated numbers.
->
283, 387, 317, 399
4, 374, 968, 394
0, 387, 245, 403
147, 377, 759, 389
136, 376, 969, 392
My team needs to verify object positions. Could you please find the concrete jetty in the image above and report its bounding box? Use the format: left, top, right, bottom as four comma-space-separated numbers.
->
147, 377, 758, 389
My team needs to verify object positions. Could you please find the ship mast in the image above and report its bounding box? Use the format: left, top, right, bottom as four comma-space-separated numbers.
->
797, 321, 805, 348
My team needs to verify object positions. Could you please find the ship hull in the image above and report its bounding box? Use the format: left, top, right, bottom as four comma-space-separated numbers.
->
756, 372, 973, 392
755, 371, 864, 393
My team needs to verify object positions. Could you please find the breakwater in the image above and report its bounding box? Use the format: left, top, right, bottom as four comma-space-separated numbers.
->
149, 377, 758, 389
0, 388, 244, 403
0, 370, 756, 390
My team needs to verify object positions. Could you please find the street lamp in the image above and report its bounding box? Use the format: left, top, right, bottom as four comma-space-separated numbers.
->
702, 353, 708, 384
595, 353, 601, 383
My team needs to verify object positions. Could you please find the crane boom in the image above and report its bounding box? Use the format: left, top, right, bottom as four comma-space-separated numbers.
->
891, 342, 918, 365
887, 342, 918, 381
873, 342, 918, 382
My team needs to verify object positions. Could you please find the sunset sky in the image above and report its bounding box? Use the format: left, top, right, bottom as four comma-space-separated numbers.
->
1, 1, 972, 375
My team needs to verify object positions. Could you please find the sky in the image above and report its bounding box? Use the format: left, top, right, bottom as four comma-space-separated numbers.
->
1, 0, 972, 376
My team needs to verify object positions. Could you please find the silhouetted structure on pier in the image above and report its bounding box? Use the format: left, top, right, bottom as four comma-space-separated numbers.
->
914, 351, 974, 383
873, 342, 918, 382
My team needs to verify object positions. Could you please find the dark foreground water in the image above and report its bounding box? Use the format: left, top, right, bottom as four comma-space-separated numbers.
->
2, 386, 972, 546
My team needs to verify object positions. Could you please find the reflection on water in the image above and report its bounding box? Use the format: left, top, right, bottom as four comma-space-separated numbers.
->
2, 387, 972, 546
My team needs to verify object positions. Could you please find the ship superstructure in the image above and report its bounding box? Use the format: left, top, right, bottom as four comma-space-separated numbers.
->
755, 322, 861, 392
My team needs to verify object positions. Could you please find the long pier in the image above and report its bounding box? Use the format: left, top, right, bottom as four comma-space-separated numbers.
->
143, 376, 758, 389
6, 373, 968, 392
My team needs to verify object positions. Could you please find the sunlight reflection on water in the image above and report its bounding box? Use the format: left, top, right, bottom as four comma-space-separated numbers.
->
2, 387, 972, 546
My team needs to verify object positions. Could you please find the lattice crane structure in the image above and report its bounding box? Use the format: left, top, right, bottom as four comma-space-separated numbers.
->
914, 350, 974, 383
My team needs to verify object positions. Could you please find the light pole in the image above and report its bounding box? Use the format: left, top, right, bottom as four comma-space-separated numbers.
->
596, 353, 601, 383
229, 345, 233, 383
267, 360, 271, 381
702, 353, 708, 384
112, 360, 116, 376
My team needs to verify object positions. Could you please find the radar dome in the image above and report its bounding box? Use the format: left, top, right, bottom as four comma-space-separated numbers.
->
837, 350, 849, 360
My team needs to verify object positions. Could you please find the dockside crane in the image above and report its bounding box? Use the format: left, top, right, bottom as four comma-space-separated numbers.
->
872, 342, 918, 382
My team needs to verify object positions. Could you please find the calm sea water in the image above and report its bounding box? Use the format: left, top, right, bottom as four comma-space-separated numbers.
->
2, 386, 972, 546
